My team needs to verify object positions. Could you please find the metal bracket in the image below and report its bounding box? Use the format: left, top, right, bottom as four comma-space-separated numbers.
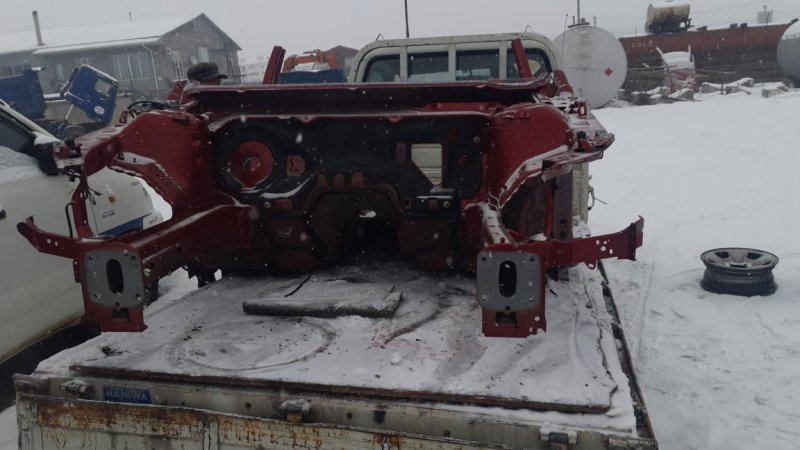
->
476, 251, 542, 312
476, 217, 644, 337
83, 248, 145, 308
477, 250, 547, 337
542, 431, 577, 450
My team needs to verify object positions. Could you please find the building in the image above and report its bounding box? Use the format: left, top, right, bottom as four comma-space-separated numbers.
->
0, 12, 241, 98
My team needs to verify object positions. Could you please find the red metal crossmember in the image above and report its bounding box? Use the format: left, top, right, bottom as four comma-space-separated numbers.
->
478, 217, 643, 337
533, 216, 644, 268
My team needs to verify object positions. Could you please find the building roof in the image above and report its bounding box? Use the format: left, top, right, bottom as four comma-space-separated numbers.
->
0, 13, 240, 56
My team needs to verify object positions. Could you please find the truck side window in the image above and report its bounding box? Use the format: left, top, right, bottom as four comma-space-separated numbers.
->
363, 55, 401, 82
408, 52, 448, 82
94, 79, 115, 97
456, 49, 499, 81
507, 49, 551, 78
0, 111, 33, 154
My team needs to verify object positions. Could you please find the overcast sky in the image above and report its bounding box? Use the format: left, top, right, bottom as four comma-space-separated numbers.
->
2, 0, 799, 59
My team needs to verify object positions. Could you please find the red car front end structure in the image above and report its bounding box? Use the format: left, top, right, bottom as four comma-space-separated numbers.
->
19, 74, 642, 337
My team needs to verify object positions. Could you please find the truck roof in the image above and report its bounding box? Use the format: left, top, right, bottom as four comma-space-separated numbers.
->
348, 32, 561, 83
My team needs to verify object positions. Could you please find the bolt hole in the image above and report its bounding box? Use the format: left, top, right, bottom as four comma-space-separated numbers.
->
498, 261, 517, 297
106, 259, 124, 294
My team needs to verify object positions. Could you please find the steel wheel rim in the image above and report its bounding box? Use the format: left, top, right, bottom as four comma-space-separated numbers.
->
701, 248, 778, 273
700, 247, 779, 296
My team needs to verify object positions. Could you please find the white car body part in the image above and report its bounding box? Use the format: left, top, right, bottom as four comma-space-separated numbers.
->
0, 100, 162, 363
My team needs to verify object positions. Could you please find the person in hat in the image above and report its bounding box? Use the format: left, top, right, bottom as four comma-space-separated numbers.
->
170, 61, 228, 103
186, 62, 228, 86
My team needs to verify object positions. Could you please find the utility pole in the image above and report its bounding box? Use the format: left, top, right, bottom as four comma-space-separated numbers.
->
404, 0, 410, 38
577, 0, 581, 23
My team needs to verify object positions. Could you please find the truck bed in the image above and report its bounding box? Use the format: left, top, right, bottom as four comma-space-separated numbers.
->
15, 257, 656, 449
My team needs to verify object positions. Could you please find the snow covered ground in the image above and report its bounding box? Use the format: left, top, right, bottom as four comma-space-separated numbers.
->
1, 88, 799, 449
590, 89, 800, 450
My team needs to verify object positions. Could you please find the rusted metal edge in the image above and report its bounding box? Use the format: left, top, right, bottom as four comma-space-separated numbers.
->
68, 364, 610, 414
20, 393, 516, 449
598, 260, 658, 441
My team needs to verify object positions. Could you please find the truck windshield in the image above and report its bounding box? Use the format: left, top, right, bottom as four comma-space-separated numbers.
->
507, 48, 551, 78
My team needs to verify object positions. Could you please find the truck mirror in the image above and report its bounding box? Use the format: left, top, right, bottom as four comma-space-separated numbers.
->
33, 143, 58, 176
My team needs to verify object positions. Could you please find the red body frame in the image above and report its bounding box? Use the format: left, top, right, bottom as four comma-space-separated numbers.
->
20, 70, 642, 337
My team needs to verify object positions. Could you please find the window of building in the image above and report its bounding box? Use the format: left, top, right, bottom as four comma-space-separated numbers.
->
197, 47, 210, 63
408, 52, 449, 82
171, 51, 183, 78
110, 52, 152, 80
456, 49, 499, 81
0, 65, 31, 77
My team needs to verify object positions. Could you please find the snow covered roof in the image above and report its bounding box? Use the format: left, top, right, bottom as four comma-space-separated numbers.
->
0, 14, 239, 56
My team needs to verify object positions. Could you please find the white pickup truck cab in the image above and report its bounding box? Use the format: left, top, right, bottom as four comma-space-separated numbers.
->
0, 99, 162, 363
348, 32, 558, 83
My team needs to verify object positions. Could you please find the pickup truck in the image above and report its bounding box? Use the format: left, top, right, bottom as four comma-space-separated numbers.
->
13, 32, 654, 449
15, 259, 655, 449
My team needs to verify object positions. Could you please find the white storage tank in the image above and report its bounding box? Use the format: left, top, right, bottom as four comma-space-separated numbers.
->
778, 20, 800, 84
646, 1, 691, 33
554, 25, 628, 108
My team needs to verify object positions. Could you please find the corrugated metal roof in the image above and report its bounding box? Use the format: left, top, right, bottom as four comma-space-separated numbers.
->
0, 15, 197, 56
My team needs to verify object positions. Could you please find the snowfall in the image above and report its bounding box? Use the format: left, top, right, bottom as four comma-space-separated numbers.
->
1, 87, 800, 449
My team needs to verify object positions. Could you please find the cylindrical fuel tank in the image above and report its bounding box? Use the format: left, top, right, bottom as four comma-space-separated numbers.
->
646, 1, 691, 30
554, 25, 628, 108
778, 20, 800, 83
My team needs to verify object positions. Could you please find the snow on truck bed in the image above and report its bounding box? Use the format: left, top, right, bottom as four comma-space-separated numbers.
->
35, 259, 639, 434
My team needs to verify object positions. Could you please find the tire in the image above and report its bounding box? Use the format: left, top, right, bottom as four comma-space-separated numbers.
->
700, 248, 778, 296
145, 279, 160, 305
60, 124, 88, 141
